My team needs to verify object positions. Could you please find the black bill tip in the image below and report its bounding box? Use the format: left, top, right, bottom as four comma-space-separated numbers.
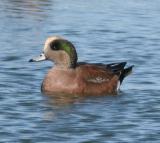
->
29, 59, 34, 62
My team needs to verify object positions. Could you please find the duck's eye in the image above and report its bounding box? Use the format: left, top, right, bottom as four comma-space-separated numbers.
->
50, 41, 59, 50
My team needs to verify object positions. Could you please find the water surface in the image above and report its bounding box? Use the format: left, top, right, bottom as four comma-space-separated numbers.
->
0, 0, 160, 142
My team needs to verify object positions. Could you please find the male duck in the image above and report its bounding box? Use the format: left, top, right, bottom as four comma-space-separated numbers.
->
29, 36, 133, 95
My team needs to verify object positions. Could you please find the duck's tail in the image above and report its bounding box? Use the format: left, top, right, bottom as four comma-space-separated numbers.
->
106, 62, 134, 85
119, 65, 134, 84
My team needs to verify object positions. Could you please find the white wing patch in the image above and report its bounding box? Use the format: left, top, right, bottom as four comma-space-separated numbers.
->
87, 77, 109, 83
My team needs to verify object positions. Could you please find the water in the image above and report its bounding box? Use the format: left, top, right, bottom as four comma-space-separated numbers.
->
0, 0, 160, 142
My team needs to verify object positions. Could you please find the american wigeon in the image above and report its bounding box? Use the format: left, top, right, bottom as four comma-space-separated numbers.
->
29, 36, 133, 95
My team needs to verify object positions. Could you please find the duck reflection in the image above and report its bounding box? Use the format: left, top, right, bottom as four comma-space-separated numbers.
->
43, 92, 87, 106
41, 93, 86, 121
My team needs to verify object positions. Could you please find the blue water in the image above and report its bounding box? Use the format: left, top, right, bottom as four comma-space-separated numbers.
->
0, 0, 160, 142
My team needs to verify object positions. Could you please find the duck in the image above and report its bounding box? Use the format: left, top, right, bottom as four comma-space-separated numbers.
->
29, 36, 133, 95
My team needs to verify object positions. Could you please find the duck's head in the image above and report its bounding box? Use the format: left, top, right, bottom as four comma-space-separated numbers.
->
29, 36, 78, 68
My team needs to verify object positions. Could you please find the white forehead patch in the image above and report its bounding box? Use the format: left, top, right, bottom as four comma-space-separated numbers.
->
43, 36, 64, 51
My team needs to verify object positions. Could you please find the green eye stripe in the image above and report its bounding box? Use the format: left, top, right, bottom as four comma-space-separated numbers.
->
59, 41, 73, 57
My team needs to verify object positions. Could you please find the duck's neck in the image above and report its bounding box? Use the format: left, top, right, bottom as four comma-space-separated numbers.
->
54, 62, 76, 69
54, 52, 77, 69
56, 39, 78, 68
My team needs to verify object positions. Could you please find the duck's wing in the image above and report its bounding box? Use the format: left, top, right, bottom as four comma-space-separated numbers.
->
78, 62, 134, 85
77, 64, 119, 94
106, 62, 126, 72
77, 64, 116, 84
78, 62, 126, 72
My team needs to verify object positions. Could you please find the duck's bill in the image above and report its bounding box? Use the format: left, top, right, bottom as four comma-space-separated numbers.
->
29, 53, 46, 62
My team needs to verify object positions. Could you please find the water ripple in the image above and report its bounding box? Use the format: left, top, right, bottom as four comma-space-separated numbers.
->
0, 0, 160, 142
